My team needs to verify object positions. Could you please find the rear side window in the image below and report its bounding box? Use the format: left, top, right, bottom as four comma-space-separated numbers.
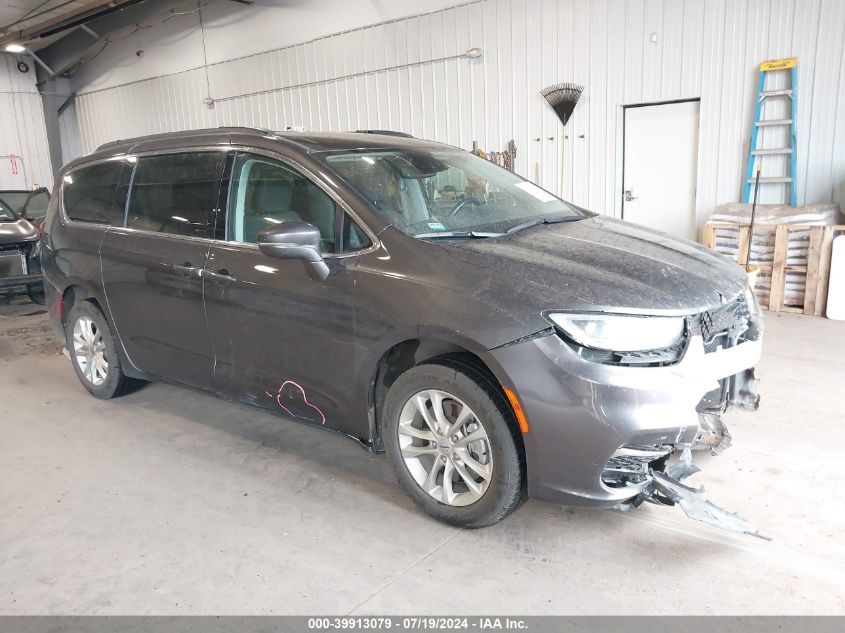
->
127, 152, 222, 238
63, 161, 131, 225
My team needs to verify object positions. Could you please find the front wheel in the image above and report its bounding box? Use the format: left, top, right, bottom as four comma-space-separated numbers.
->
383, 362, 524, 528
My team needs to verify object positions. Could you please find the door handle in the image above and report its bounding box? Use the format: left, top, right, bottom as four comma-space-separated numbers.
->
201, 268, 236, 284
171, 262, 201, 279
624, 188, 638, 202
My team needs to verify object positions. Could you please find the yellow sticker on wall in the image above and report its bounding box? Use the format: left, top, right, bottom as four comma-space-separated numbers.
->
760, 57, 797, 71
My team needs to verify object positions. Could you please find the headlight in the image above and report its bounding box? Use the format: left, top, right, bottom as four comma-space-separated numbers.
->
548, 313, 685, 352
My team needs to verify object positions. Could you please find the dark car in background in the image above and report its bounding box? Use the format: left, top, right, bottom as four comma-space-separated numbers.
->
39, 128, 763, 528
0, 188, 50, 304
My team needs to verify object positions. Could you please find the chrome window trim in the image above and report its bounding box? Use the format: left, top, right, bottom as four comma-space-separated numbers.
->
104, 225, 221, 246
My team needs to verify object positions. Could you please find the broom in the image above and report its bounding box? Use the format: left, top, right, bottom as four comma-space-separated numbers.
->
744, 162, 762, 290
541, 82, 584, 197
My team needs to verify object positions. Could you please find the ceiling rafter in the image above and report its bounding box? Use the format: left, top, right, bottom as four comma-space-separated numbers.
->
0, 0, 142, 50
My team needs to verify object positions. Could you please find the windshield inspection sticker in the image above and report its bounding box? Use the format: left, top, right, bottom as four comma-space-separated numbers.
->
515, 181, 557, 203
427, 221, 447, 231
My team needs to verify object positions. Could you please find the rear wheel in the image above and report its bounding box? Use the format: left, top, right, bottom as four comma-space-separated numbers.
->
65, 301, 136, 399
383, 362, 524, 528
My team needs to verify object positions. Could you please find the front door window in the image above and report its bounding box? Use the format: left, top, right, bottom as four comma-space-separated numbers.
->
227, 154, 337, 253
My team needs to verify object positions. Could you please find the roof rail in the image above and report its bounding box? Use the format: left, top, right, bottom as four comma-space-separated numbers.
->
95, 126, 275, 152
354, 129, 414, 138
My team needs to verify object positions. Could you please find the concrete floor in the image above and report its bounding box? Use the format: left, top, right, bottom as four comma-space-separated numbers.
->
1, 296, 843, 615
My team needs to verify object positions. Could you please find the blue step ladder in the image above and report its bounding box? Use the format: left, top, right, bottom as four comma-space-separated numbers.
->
743, 57, 798, 207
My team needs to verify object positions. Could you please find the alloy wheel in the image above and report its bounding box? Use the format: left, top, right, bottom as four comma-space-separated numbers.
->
397, 389, 493, 507
72, 316, 108, 386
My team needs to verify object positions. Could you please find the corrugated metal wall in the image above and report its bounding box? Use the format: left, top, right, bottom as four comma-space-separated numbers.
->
0, 56, 53, 190
71, 0, 845, 227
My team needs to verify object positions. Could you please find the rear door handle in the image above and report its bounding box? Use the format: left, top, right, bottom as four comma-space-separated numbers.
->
201, 268, 236, 284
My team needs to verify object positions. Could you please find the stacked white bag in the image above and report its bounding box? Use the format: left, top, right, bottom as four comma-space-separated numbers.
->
708, 203, 843, 307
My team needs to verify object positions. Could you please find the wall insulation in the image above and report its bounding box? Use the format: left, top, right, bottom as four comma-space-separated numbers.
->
69, 0, 845, 229
0, 56, 53, 190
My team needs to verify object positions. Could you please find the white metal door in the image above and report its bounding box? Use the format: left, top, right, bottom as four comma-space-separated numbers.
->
623, 100, 700, 240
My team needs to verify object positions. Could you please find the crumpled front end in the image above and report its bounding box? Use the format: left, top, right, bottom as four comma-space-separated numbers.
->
690, 290, 763, 453
614, 446, 768, 539
489, 289, 764, 535
608, 294, 766, 536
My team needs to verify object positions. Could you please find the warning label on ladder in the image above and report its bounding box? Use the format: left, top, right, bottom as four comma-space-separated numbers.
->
760, 57, 797, 71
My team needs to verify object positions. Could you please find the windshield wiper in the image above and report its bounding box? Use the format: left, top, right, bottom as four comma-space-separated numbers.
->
506, 216, 581, 235
415, 230, 503, 238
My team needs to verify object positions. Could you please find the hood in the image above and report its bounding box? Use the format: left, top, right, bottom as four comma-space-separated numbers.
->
0, 218, 38, 246
440, 215, 748, 315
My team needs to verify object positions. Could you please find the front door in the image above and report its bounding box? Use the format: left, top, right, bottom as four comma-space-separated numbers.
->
203, 151, 360, 435
622, 100, 700, 240
101, 150, 225, 389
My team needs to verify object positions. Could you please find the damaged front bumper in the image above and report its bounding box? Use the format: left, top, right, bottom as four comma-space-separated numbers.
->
488, 302, 764, 516
616, 446, 768, 539
694, 366, 760, 452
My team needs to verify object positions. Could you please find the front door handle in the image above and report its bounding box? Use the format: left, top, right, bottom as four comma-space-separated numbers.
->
171, 261, 202, 279
201, 268, 236, 284
624, 188, 638, 202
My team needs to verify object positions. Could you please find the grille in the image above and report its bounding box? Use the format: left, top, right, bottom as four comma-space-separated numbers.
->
0, 249, 26, 278
698, 298, 749, 341
688, 296, 751, 352
0, 242, 34, 257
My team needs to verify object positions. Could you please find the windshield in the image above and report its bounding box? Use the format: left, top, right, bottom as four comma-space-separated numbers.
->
0, 197, 19, 221
0, 192, 29, 214
324, 148, 587, 237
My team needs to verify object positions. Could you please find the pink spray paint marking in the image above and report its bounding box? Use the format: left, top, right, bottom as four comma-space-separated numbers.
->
266, 380, 327, 426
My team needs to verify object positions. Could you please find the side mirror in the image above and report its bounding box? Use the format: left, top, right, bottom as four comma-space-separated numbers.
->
257, 222, 329, 281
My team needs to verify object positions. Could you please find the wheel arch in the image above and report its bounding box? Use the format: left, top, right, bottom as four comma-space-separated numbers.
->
367, 332, 527, 469
59, 283, 105, 327
58, 282, 148, 380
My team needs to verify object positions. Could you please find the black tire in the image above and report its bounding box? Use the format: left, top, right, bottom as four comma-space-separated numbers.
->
383, 360, 524, 528
65, 300, 136, 399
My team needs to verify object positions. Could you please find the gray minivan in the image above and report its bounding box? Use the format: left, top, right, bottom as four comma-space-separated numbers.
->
41, 127, 763, 528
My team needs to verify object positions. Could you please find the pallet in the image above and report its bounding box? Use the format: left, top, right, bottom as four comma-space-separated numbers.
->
701, 222, 845, 315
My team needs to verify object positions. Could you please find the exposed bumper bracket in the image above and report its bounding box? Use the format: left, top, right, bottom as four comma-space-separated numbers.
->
616, 447, 769, 539
693, 366, 761, 453
649, 471, 769, 540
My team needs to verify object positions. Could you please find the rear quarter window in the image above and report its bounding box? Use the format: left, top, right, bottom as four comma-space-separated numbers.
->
63, 161, 131, 225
